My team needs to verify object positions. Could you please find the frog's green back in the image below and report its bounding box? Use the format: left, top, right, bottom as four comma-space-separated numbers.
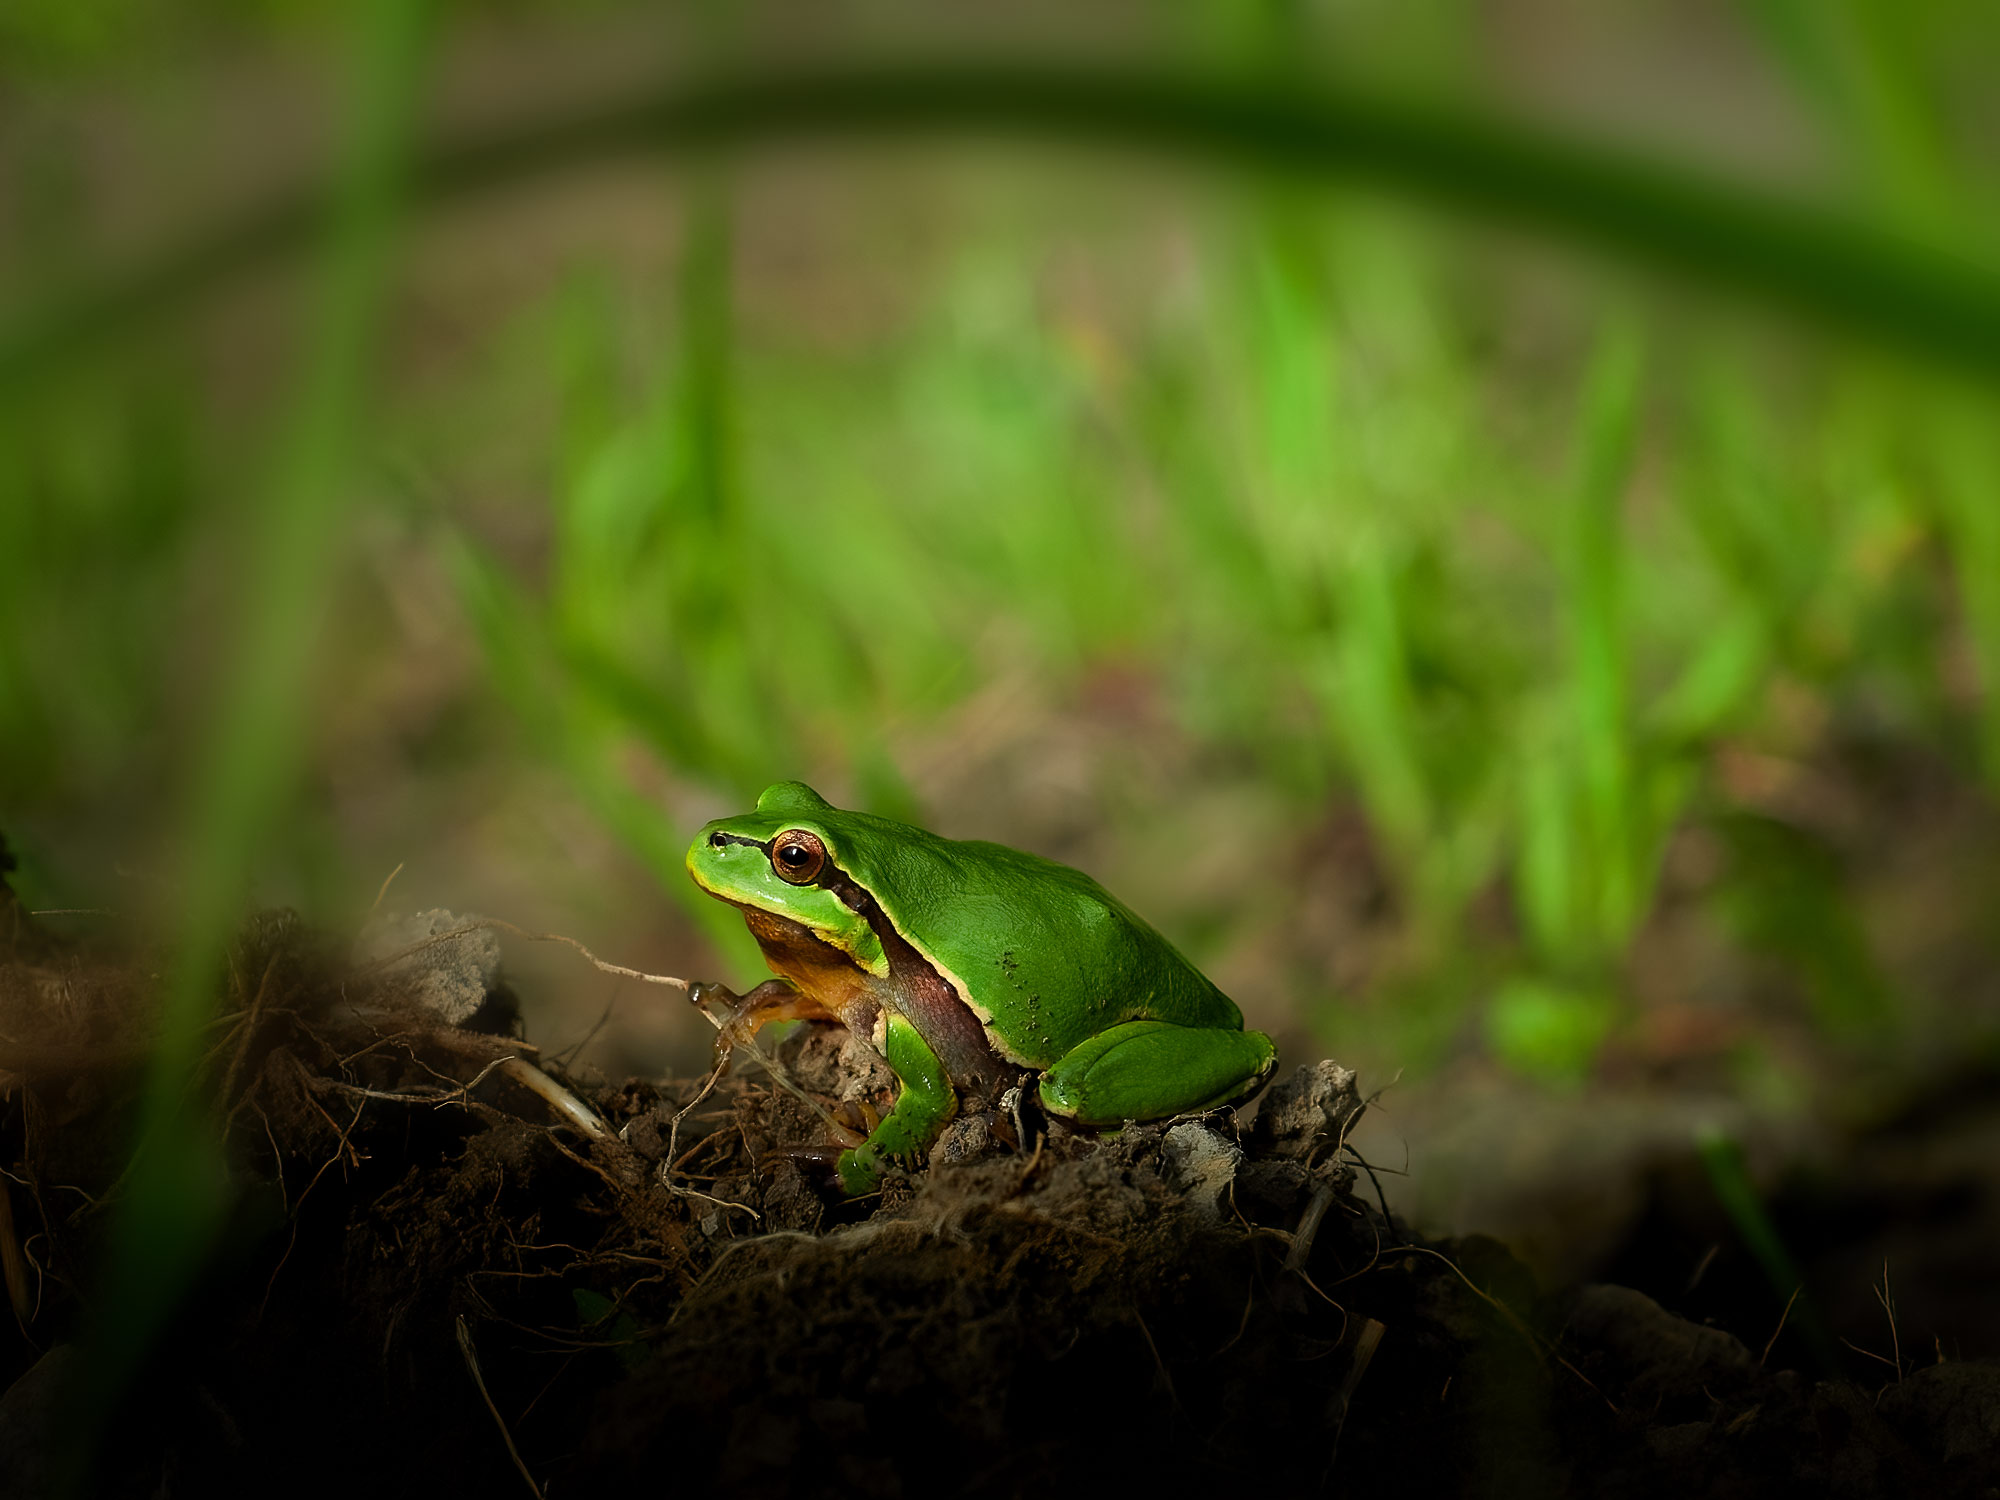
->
823, 806, 1244, 1068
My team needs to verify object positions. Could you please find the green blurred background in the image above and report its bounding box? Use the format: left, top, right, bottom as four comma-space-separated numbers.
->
6, 0, 2000, 1256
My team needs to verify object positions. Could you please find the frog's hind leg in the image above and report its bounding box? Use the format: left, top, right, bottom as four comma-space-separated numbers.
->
837, 1013, 957, 1195
1038, 1021, 1277, 1126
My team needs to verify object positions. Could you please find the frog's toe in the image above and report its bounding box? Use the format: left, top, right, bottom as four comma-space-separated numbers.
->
836, 1145, 889, 1197
709, 979, 839, 1055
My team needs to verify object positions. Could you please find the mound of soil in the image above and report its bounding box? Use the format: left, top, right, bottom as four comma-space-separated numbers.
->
2, 892, 1997, 1497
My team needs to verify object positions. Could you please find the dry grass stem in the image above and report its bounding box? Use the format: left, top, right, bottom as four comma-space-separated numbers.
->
455, 1314, 546, 1499
1759, 1284, 1802, 1367
1873, 1261, 1901, 1382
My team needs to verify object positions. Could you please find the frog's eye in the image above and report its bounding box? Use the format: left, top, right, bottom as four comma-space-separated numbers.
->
769, 830, 827, 885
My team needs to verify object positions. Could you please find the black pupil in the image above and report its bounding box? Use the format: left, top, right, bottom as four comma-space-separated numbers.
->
709, 833, 727, 847
779, 844, 810, 867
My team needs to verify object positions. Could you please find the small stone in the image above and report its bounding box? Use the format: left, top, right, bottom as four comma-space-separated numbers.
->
1162, 1122, 1243, 1223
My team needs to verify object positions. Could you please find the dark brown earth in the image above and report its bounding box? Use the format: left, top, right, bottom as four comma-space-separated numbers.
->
2, 876, 1997, 1499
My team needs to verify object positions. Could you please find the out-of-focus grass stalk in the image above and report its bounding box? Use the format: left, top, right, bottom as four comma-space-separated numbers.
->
79, 0, 429, 1437
1746, 0, 1959, 242
8, 62, 2000, 394
1750, 3, 2000, 786
442, 524, 759, 970
1696, 1126, 1839, 1372
441, 155, 766, 975
1751, 1, 2000, 790
1517, 330, 1643, 973
1565, 326, 1643, 956
1931, 407, 2000, 786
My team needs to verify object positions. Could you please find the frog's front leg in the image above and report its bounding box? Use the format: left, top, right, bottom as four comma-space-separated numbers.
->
692, 978, 840, 1053
1038, 1020, 1277, 1126
836, 1013, 957, 1195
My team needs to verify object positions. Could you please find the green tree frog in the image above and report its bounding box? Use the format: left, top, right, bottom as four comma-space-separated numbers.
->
685, 782, 1277, 1194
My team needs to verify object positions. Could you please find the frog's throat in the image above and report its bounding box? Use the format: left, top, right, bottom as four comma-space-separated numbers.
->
740, 877, 1013, 1093
735, 907, 883, 1036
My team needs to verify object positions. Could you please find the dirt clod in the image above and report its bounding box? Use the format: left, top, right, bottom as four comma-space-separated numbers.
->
1248, 1058, 1365, 1160
352, 908, 503, 1025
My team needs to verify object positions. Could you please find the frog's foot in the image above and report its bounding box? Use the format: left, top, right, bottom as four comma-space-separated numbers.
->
1038, 1021, 1278, 1127
693, 978, 840, 1055
836, 1133, 926, 1197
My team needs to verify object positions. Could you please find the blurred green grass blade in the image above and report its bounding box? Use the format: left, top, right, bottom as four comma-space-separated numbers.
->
1696, 1127, 1838, 1371
1515, 728, 1578, 962
557, 415, 675, 607
1513, 326, 1645, 970
678, 173, 735, 532
81, 0, 430, 1434
1234, 208, 1447, 898
1567, 325, 1642, 949
1714, 813, 1894, 1036
0, 367, 206, 809
1683, 361, 1820, 632
10, 62, 2000, 393
1487, 975, 1614, 1080
1747, 0, 1959, 240
441, 171, 772, 976
1331, 544, 1430, 864
1928, 405, 2000, 785
536, 170, 776, 795
1652, 607, 1768, 744
443, 529, 759, 971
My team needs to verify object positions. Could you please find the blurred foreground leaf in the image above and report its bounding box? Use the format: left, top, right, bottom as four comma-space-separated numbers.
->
78, 0, 430, 1449
7, 62, 2000, 393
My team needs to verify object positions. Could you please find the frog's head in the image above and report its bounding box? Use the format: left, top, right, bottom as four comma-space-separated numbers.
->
686, 782, 887, 974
